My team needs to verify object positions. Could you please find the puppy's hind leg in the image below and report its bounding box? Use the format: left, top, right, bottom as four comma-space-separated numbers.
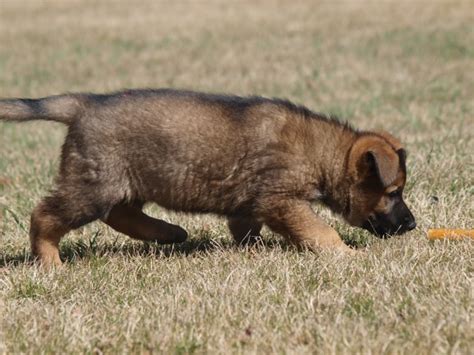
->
103, 204, 188, 244
30, 193, 109, 267
30, 198, 70, 267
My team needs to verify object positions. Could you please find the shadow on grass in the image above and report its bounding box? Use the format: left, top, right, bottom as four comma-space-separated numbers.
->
0, 236, 294, 268
1, 230, 371, 268
0, 250, 32, 268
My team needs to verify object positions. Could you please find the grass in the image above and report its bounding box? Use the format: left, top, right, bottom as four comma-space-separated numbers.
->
0, 0, 473, 353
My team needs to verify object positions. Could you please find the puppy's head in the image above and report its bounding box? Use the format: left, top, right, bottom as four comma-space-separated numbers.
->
345, 131, 416, 237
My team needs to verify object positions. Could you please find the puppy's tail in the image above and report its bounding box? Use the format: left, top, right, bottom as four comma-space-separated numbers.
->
0, 94, 83, 125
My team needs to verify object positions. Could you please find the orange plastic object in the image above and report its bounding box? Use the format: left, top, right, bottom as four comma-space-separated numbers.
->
427, 229, 474, 240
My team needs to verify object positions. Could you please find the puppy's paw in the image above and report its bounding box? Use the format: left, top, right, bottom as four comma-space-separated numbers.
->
338, 244, 364, 256
168, 224, 188, 243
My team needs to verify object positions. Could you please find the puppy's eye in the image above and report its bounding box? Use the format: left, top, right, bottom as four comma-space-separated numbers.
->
388, 189, 400, 198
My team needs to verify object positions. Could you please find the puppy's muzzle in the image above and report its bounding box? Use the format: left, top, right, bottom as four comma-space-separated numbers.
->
363, 206, 416, 237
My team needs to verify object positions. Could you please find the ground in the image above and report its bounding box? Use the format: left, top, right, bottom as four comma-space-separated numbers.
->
0, 1, 473, 353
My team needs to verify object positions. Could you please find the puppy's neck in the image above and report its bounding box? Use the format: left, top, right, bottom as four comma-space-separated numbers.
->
307, 119, 356, 215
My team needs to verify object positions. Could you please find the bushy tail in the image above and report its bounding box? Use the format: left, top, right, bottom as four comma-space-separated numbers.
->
0, 94, 82, 125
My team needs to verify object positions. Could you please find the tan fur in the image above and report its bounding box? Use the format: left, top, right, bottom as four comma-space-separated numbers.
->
0, 89, 414, 266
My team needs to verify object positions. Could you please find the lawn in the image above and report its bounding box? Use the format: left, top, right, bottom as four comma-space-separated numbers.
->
0, 1, 473, 353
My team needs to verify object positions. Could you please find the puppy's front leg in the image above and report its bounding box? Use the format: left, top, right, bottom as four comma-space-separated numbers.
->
227, 217, 262, 245
262, 199, 354, 253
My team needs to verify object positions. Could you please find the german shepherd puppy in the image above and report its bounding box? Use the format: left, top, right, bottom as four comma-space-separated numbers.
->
0, 89, 416, 266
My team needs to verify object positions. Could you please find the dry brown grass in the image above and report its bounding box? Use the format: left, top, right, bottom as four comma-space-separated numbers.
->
0, 0, 473, 353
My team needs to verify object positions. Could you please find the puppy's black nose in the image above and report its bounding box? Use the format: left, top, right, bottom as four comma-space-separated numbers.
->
405, 219, 416, 231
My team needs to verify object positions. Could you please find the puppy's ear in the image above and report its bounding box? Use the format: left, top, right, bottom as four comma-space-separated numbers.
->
375, 130, 403, 150
376, 130, 407, 172
349, 135, 400, 187
397, 148, 407, 173
365, 147, 399, 187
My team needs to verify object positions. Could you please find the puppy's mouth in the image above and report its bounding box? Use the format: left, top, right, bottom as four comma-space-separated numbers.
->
362, 218, 389, 237
362, 216, 411, 238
